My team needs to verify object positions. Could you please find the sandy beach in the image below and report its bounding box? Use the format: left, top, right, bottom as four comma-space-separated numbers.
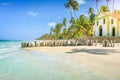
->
25, 46, 120, 79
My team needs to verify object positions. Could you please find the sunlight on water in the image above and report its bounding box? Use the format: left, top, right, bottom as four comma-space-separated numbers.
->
0, 40, 117, 80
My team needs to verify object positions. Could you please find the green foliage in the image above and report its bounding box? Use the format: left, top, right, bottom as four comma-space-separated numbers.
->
63, 18, 67, 27
88, 7, 96, 24
37, 0, 115, 40
100, 6, 110, 12
38, 14, 93, 40
64, 0, 79, 18
37, 0, 98, 40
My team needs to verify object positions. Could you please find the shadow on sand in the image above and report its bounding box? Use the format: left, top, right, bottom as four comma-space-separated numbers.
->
66, 48, 120, 55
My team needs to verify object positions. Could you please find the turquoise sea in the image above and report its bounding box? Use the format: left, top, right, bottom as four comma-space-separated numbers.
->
0, 40, 117, 80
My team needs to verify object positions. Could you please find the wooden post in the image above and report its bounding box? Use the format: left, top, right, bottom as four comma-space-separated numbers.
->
110, 40, 112, 47
113, 40, 115, 47
95, 40, 98, 46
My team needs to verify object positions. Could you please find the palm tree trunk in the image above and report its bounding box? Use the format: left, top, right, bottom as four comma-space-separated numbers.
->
74, 11, 78, 19
70, 9, 72, 18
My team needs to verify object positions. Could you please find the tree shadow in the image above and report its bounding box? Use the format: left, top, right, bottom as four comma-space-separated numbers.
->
66, 48, 120, 55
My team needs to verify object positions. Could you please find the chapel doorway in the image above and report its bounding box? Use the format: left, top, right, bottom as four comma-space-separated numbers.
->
112, 27, 115, 36
99, 26, 102, 36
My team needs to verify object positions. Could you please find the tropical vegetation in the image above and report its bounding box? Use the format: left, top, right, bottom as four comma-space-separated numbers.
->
37, 0, 114, 40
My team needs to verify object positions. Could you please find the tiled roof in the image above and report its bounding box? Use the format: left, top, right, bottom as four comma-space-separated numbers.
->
110, 13, 120, 19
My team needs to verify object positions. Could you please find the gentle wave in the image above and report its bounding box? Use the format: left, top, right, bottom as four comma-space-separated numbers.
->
0, 50, 20, 60
0, 48, 19, 53
0, 45, 6, 48
0, 49, 8, 51
0, 45, 20, 49
0, 54, 10, 60
10, 45, 20, 48
0, 70, 13, 77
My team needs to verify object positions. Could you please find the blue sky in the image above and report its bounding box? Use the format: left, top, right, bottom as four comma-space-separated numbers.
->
0, 0, 119, 40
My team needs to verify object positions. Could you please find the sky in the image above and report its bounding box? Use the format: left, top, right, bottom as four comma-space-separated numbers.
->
0, 0, 120, 40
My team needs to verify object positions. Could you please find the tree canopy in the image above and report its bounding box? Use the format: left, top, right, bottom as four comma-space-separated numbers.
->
36, 0, 111, 40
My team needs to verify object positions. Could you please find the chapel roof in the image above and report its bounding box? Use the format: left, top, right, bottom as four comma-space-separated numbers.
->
110, 13, 120, 19
110, 10, 120, 19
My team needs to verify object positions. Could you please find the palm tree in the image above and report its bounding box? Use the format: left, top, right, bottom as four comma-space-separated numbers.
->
50, 27, 53, 35
63, 18, 67, 27
62, 28, 68, 39
71, 0, 79, 19
70, 17, 75, 24
77, 15, 92, 36
95, 0, 101, 12
100, 5, 110, 12
65, 0, 79, 19
89, 7, 94, 15
55, 23, 63, 39
64, 0, 73, 18
67, 26, 73, 39
62, 18, 67, 39
88, 7, 95, 24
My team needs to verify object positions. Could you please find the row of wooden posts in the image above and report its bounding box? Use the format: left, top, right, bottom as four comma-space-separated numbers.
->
21, 39, 115, 48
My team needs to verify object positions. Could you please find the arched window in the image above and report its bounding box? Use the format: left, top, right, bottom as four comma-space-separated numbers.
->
111, 19, 113, 24
99, 26, 102, 36
103, 19, 105, 24
112, 27, 115, 36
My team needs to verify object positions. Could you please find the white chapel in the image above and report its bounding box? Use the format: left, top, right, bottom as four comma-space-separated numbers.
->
93, 8, 120, 37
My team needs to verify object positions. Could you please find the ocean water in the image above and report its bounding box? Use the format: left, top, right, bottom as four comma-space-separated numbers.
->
0, 40, 116, 80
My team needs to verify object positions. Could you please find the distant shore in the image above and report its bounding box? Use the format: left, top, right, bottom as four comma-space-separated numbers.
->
24, 46, 120, 79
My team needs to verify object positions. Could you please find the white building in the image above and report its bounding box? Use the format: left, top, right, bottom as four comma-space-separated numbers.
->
93, 9, 120, 37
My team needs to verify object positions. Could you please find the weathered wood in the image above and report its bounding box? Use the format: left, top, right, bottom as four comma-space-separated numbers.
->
21, 38, 117, 48
95, 40, 98, 46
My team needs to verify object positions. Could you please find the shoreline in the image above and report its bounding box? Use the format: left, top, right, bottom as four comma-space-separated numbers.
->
24, 46, 120, 53
24, 46, 120, 79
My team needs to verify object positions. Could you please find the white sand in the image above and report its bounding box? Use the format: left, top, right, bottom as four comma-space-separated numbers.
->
24, 46, 120, 79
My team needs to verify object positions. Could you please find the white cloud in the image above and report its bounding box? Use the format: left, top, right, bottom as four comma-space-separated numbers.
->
76, 0, 86, 4
27, 11, 39, 17
48, 22, 56, 27
0, 2, 12, 6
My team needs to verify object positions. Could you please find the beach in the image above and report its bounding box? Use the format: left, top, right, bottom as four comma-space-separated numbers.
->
0, 40, 120, 80
25, 46, 120, 79
1, 0, 120, 79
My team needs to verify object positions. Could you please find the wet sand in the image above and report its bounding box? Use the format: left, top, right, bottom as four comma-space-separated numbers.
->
24, 46, 120, 79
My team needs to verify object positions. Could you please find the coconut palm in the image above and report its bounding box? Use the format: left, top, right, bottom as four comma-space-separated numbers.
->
64, 0, 73, 18
88, 7, 95, 24
71, 0, 79, 19
100, 6, 110, 12
95, 0, 101, 12
77, 15, 92, 36
63, 18, 67, 27
88, 7, 94, 15
70, 17, 75, 24
55, 23, 63, 39
50, 27, 53, 35
62, 28, 68, 39
65, 0, 79, 19
38, 3, 96, 40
